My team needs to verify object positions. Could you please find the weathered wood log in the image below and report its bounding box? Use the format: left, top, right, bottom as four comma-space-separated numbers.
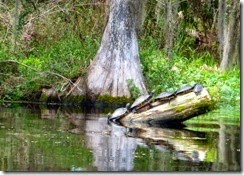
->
119, 88, 212, 124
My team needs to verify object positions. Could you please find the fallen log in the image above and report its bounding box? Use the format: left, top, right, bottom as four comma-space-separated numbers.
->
119, 88, 212, 124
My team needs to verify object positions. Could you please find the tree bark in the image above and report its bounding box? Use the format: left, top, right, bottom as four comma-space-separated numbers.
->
217, 0, 226, 59
165, 0, 179, 59
86, 0, 147, 98
219, 0, 240, 71
12, 0, 21, 52
156, 0, 179, 59
133, 0, 147, 33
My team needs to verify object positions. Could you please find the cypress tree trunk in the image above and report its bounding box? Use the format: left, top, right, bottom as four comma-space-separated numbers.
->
217, 0, 226, 59
219, 0, 240, 71
12, 0, 21, 52
166, 0, 179, 59
157, 0, 179, 59
86, 0, 147, 98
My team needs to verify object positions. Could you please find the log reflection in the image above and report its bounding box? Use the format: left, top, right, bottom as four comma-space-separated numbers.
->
84, 118, 209, 171
0, 107, 241, 171
122, 122, 208, 162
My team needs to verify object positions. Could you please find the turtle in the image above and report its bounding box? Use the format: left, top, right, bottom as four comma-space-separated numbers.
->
154, 91, 176, 104
107, 103, 130, 122
193, 83, 204, 96
130, 90, 155, 113
175, 84, 195, 96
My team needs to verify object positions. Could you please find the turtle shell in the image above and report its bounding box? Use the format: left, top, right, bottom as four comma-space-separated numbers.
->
194, 83, 204, 95
155, 91, 175, 101
108, 103, 130, 121
130, 91, 154, 110
130, 94, 151, 109
175, 85, 194, 95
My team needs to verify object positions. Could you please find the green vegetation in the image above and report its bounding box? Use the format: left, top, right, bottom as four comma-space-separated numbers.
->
139, 37, 240, 109
0, 34, 240, 109
96, 95, 131, 107
0, 1, 240, 110
0, 34, 98, 101
127, 79, 141, 100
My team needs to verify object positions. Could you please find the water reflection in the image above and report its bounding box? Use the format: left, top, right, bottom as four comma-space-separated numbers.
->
83, 120, 209, 171
42, 107, 210, 170
123, 123, 208, 162
0, 106, 241, 171
85, 121, 137, 171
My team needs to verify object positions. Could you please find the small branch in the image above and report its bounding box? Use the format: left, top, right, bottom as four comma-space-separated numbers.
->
66, 77, 82, 97
0, 60, 83, 93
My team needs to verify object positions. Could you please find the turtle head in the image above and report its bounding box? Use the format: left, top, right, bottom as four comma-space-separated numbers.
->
193, 83, 198, 87
125, 103, 130, 112
149, 90, 155, 96
107, 113, 111, 119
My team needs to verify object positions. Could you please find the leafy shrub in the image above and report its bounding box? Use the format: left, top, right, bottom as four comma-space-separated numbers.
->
139, 37, 240, 108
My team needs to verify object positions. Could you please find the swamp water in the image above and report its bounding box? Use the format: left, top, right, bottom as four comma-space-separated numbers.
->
0, 104, 241, 172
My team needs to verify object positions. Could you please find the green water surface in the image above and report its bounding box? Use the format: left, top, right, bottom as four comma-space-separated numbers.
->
0, 105, 241, 171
